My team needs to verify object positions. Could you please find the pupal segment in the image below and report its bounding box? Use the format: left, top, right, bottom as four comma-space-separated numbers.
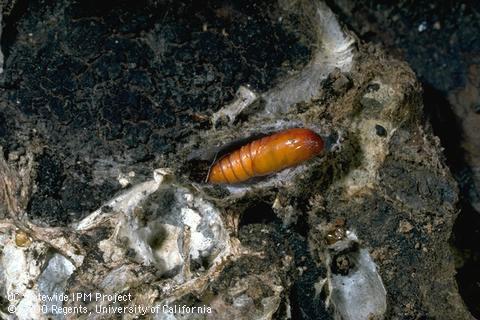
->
207, 128, 324, 184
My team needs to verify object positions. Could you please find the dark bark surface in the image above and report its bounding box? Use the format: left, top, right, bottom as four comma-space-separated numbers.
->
0, 0, 311, 226
329, 1, 480, 317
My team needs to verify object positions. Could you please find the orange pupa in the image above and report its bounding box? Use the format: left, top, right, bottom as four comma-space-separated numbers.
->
207, 128, 324, 184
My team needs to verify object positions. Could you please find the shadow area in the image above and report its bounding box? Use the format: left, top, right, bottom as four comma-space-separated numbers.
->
423, 83, 480, 319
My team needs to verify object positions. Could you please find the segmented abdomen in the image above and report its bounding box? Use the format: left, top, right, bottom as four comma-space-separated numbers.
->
207, 128, 324, 184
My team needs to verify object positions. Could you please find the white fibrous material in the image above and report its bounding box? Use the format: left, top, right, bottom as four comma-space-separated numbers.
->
76, 168, 229, 280
212, 86, 258, 127
262, 0, 355, 114
324, 232, 387, 320
0, 233, 73, 320
118, 185, 228, 277
37, 254, 75, 320
210, 0, 355, 121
